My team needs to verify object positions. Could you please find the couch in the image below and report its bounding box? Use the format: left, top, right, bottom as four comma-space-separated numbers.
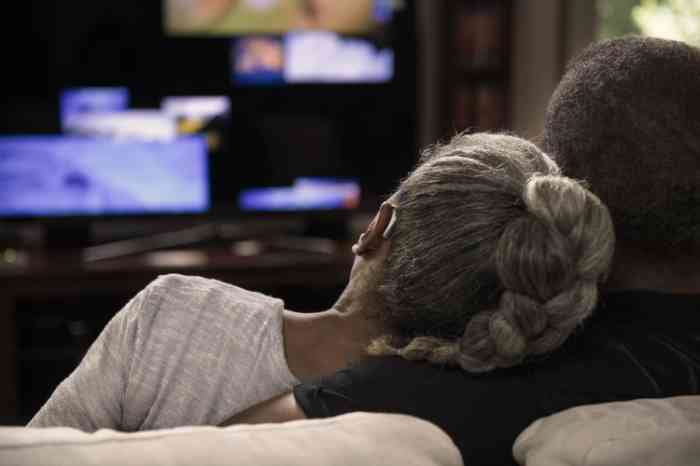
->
0, 412, 462, 466
513, 395, 700, 466
2, 396, 699, 466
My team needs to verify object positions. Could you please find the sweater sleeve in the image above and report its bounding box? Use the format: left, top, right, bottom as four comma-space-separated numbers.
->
28, 274, 298, 432
26, 284, 150, 431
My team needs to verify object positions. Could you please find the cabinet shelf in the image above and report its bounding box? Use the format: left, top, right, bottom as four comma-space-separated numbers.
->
442, 0, 512, 135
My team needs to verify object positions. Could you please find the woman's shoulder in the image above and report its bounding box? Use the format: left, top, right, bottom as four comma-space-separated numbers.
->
149, 273, 283, 309
126, 274, 286, 330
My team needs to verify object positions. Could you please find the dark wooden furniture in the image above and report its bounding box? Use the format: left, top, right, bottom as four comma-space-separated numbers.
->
444, 0, 512, 135
0, 242, 354, 425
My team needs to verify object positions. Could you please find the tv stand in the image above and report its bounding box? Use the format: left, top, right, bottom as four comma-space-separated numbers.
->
81, 223, 224, 262
79, 215, 346, 262
43, 222, 92, 250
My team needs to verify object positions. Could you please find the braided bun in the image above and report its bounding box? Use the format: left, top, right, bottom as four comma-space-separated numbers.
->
367, 133, 615, 373
456, 175, 613, 371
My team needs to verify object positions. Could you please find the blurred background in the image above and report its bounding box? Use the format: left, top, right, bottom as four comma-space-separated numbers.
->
1, 0, 698, 426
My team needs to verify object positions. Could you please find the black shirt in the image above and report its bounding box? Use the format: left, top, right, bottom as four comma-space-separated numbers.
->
294, 291, 700, 466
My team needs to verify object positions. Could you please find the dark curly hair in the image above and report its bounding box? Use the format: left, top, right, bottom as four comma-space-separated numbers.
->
542, 36, 700, 252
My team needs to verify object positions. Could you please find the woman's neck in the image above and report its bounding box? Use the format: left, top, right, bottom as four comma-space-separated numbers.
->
282, 305, 384, 382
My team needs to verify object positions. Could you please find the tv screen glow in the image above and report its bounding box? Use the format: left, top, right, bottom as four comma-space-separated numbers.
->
63, 110, 178, 141
231, 37, 285, 85
238, 177, 360, 211
0, 135, 209, 217
161, 96, 231, 120
231, 31, 392, 85
60, 87, 130, 132
165, 0, 393, 35
284, 31, 393, 83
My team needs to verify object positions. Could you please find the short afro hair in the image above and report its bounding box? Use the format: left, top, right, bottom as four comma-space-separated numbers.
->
543, 36, 700, 252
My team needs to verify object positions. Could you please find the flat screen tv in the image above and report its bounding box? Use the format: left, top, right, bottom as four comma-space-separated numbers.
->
0, 135, 209, 218
2, 0, 416, 248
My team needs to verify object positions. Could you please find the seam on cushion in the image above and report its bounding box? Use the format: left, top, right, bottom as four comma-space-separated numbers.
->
578, 414, 692, 466
613, 341, 662, 395
1, 415, 437, 451
581, 434, 661, 466
581, 437, 616, 466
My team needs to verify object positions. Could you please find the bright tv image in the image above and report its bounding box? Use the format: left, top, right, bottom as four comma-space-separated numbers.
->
231, 37, 285, 85
0, 136, 209, 217
238, 177, 360, 211
60, 87, 130, 132
161, 96, 231, 151
63, 110, 178, 141
284, 31, 393, 83
231, 31, 392, 85
165, 0, 392, 35
161, 96, 230, 121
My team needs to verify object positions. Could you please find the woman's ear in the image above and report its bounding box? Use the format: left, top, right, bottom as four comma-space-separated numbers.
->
352, 202, 395, 256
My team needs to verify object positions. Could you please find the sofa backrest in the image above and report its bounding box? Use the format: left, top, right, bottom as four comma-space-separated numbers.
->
0, 412, 463, 466
513, 396, 700, 466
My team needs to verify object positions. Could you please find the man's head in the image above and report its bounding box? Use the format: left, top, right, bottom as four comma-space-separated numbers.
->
543, 36, 700, 255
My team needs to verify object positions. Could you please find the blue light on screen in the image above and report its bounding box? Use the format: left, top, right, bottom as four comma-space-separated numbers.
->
284, 31, 393, 83
231, 31, 393, 85
60, 87, 130, 132
231, 37, 285, 86
0, 135, 209, 217
238, 177, 360, 211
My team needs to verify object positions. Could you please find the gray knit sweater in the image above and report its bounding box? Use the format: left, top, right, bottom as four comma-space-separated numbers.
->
28, 274, 299, 431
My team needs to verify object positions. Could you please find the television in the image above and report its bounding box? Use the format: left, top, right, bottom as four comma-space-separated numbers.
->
2, 0, 417, 249
0, 135, 209, 218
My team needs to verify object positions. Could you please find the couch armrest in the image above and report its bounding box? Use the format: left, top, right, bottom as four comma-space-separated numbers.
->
0, 412, 463, 466
513, 396, 700, 466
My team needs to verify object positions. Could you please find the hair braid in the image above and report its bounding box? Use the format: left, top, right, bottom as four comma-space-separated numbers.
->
367, 133, 615, 373
457, 175, 613, 371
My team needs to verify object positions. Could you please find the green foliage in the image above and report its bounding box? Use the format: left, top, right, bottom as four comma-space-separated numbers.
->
632, 0, 700, 47
597, 0, 643, 40
597, 0, 700, 47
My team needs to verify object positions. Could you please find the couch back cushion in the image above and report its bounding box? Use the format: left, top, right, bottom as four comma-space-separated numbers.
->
0, 412, 463, 466
513, 396, 700, 466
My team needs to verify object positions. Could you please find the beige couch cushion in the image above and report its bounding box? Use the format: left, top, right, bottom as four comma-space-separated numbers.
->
513, 396, 700, 466
0, 412, 462, 466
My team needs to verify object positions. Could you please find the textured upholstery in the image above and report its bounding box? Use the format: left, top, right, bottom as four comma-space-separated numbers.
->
0, 412, 463, 466
513, 396, 700, 466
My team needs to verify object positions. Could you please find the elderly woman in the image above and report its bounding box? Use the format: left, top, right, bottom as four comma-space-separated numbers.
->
30, 132, 615, 461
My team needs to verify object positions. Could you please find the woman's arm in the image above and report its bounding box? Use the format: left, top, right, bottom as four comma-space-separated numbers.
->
27, 288, 142, 430
219, 391, 306, 426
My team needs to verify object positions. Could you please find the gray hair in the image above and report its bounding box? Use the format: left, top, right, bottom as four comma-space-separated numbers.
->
369, 132, 615, 372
